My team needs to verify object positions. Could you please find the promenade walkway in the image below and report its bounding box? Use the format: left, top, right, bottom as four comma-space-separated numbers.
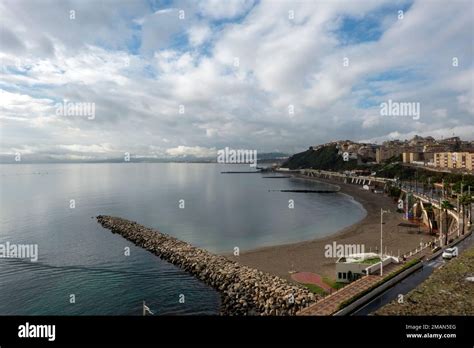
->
298, 275, 382, 315
297, 255, 426, 316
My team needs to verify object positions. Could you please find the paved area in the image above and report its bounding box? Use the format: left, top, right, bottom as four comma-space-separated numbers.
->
298, 275, 382, 315
291, 272, 333, 292
297, 256, 421, 315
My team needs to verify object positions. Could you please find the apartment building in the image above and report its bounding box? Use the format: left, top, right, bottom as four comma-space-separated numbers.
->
376, 146, 404, 163
403, 152, 421, 163
434, 152, 474, 171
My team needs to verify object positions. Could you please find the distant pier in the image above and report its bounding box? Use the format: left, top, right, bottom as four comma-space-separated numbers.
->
269, 188, 340, 193
262, 176, 292, 179
220, 171, 262, 174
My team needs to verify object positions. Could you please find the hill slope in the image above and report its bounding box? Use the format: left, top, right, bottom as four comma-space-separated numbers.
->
282, 145, 357, 170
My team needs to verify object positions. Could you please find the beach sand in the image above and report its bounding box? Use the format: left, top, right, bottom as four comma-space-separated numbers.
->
227, 175, 434, 282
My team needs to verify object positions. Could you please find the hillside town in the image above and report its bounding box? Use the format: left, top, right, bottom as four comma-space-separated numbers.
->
309, 136, 474, 172
276, 137, 474, 316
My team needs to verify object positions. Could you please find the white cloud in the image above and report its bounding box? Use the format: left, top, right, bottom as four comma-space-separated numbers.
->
361, 114, 381, 129
58, 144, 115, 154
0, 0, 473, 161
187, 25, 211, 46
166, 146, 216, 157
198, 0, 255, 19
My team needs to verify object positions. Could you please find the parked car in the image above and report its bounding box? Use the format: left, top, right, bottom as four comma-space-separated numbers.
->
442, 247, 458, 259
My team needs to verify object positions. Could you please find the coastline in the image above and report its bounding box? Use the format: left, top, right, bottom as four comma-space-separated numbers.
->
96, 215, 317, 315
227, 174, 433, 282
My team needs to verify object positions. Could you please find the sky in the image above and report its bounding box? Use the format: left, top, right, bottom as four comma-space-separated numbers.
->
1, 0, 473, 161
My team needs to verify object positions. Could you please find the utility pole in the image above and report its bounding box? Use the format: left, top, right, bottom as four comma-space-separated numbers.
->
415, 170, 418, 193
380, 209, 390, 276
442, 179, 445, 200
429, 177, 432, 199
469, 186, 472, 225
457, 194, 461, 236
405, 192, 409, 220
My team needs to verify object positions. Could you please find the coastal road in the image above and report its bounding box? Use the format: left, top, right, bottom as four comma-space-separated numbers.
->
351, 231, 473, 315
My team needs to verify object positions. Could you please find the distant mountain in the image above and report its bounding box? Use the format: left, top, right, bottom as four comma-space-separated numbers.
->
256, 152, 288, 162
0, 155, 214, 164
0, 152, 289, 164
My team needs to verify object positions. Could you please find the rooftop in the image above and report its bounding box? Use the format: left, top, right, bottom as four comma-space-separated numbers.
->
336, 252, 383, 264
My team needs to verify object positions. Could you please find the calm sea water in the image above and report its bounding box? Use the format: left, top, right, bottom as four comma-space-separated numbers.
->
0, 163, 365, 315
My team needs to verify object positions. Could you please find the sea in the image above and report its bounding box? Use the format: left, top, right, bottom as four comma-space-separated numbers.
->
0, 163, 366, 315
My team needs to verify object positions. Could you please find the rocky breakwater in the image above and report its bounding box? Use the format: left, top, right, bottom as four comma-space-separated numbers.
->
97, 215, 318, 315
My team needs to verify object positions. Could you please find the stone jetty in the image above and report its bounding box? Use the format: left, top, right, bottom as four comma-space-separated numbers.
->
97, 215, 318, 315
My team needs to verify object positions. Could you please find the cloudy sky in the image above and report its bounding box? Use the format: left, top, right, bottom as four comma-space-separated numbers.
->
1, 0, 473, 160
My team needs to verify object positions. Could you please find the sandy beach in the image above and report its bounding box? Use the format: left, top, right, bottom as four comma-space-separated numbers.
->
227, 174, 434, 282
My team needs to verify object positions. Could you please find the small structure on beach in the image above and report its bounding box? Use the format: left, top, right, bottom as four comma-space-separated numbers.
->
335, 253, 398, 283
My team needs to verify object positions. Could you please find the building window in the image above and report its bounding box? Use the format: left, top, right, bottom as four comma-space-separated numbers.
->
338, 272, 342, 279
347, 271, 353, 281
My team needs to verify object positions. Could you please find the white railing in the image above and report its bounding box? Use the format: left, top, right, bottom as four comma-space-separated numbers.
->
402, 240, 435, 260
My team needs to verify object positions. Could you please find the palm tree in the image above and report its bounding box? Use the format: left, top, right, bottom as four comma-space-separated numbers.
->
467, 189, 472, 226
440, 200, 454, 246
462, 194, 473, 229
459, 194, 470, 235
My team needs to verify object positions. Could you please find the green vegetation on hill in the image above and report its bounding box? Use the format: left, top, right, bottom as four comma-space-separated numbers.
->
282, 144, 474, 194
376, 247, 474, 315
282, 145, 359, 170
375, 162, 474, 189
374, 162, 415, 179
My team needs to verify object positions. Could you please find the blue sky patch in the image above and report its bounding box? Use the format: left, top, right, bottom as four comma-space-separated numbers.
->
334, 1, 413, 46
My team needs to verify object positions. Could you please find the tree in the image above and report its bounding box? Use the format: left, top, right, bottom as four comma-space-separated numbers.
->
459, 194, 467, 235
459, 194, 473, 234
440, 200, 454, 245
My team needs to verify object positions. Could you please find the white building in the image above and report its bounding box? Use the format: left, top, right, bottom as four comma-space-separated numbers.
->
335, 253, 398, 283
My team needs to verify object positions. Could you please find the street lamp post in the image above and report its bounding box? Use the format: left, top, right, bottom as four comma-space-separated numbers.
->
415, 170, 418, 193
469, 186, 472, 225
380, 208, 390, 276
